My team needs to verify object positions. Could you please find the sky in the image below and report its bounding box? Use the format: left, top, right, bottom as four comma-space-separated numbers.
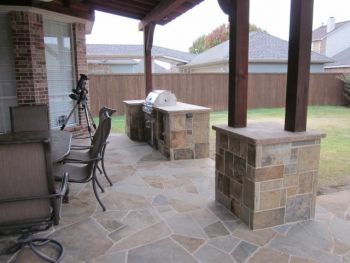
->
86, 0, 350, 52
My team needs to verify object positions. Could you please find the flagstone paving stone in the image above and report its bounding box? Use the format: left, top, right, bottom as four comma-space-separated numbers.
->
93, 211, 127, 232
2, 134, 350, 263
195, 244, 235, 263
49, 218, 113, 263
88, 251, 126, 263
232, 224, 276, 246
268, 234, 342, 263
231, 241, 259, 263
207, 235, 240, 253
246, 248, 289, 263
171, 234, 205, 253
128, 238, 197, 263
189, 208, 219, 228
166, 213, 207, 239
203, 221, 230, 238
110, 221, 171, 252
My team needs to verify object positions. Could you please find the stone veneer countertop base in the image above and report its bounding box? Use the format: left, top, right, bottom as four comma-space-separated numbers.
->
213, 122, 326, 145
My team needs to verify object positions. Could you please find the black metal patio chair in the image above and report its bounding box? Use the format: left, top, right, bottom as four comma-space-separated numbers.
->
0, 138, 68, 263
65, 107, 116, 187
53, 112, 112, 211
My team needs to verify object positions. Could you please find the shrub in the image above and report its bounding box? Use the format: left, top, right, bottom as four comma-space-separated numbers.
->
339, 74, 350, 105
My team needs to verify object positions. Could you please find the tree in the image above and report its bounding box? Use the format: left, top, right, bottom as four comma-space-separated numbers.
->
189, 35, 206, 54
189, 23, 265, 54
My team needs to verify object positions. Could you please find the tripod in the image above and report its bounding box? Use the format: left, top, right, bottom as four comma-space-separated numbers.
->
60, 74, 97, 140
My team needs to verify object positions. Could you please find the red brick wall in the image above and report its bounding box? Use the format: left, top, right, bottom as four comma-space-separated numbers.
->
9, 11, 48, 105
9, 12, 89, 134
71, 23, 90, 134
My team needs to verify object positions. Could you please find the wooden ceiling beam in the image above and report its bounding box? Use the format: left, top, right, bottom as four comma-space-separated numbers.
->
139, 0, 188, 30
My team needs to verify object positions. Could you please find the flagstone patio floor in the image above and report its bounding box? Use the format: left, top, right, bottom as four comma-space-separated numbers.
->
1, 134, 350, 263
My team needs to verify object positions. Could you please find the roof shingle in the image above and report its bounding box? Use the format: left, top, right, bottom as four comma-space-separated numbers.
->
325, 47, 350, 67
184, 31, 331, 67
87, 44, 196, 62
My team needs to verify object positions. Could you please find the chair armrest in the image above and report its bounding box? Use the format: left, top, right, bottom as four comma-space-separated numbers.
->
0, 173, 69, 204
64, 156, 102, 164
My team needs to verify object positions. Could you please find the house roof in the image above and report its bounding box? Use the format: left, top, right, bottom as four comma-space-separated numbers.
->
182, 31, 331, 68
87, 44, 196, 63
87, 59, 139, 65
325, 47, 350, 68
133, 60, 168, 73
312, 20, 350, 41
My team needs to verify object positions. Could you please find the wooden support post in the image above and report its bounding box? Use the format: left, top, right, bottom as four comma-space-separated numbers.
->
285, 0, 314, 132
218, 0, 249, 128
143, 23, 155, 95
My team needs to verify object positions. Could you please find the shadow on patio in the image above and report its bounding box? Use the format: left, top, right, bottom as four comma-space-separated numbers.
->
1, 134, 350, 263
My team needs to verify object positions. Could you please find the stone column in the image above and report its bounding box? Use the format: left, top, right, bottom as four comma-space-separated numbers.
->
124, 100, 145, 141
213, 122, 325, 230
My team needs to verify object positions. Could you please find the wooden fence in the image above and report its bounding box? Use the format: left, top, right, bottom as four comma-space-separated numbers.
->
88, 73, 346, 115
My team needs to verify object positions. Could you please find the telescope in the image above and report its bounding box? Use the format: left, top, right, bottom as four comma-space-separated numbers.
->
69, 74, 89, 103
60, 74, 96, 139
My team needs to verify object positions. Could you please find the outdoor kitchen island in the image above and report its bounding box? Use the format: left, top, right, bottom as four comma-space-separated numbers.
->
124, 94, 211, 160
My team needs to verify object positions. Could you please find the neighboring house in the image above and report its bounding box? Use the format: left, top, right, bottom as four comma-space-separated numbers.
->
87, 44, 195, 74
312, 17, 350, 57
312, 17, 350, 73
180, 31, 331, 74
324, 47, 350, 73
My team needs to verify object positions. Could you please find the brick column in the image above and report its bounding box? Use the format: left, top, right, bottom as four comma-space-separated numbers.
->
9, 11, 48, 105
72, 23, 90, 133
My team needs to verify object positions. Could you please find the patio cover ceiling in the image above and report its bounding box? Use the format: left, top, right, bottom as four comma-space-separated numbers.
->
3, 0, 204, 29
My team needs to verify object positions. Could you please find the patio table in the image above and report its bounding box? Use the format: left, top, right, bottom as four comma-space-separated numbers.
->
0, 130, 72, 163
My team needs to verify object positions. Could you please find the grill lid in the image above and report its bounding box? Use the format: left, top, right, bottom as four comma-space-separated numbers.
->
144, 90, 177, 108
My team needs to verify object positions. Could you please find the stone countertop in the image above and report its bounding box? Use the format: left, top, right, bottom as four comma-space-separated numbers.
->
123, 100, 144, 105
155, 102, 211, 114
212, 122, 326, 145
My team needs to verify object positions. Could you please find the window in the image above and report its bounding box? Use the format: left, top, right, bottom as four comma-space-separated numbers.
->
44, 20, 77, 128
0, 14, 17, 133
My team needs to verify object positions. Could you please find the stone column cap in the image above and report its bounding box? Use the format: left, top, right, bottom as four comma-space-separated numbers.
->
212, 122, 326, 145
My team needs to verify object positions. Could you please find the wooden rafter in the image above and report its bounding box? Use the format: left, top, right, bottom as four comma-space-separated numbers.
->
139, 0, 188, 30
0, 0, 203, 25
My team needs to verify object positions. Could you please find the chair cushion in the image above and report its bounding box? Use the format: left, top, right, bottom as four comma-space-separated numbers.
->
53, 163, 92, 183
65, 150, 90, 162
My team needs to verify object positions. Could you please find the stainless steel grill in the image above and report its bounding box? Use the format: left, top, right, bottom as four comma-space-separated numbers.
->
142, 90, 176, 114
142, 90, 177, 146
